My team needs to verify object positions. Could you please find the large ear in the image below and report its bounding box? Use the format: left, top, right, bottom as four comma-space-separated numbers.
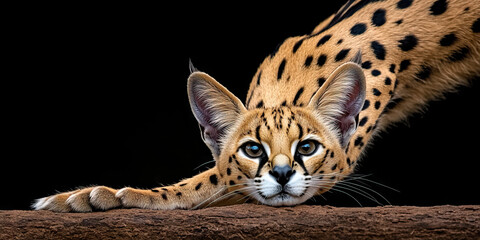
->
187, 71, 246, 157
308, 62, 366, 148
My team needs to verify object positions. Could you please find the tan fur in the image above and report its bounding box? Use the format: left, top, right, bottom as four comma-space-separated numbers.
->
34, 0, 480, 212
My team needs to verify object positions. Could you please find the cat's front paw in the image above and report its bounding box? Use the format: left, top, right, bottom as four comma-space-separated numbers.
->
115, 187, 161, 209
33, 186, 121, 212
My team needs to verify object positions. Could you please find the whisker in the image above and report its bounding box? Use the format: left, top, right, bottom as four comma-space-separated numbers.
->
307, 173, 398, 206
203, 185, 257, 208
349, 176, 399, 193
328, 187, 363, 207
193, 160, 216, 171
336, 180, 392, 205
236, 190, 259, 203
340, 174, 399, 193
332, 183, 383, 205
190, 185, 227, 210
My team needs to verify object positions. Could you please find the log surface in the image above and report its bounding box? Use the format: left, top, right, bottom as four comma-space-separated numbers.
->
1, 204, 479, 239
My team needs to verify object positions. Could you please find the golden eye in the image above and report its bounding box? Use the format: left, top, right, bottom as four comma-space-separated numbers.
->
297, 140, 318, 156
242, 142, 264, 158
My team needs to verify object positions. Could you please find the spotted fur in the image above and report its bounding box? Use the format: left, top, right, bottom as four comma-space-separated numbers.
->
34, 0, 479, 212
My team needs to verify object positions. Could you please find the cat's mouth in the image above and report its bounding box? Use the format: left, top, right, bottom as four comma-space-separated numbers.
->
252, 183, 315, 206
258, 191, 288, 201
256, 191, 308, 206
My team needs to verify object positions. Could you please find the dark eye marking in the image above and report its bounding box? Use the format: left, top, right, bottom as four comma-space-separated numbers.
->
297, 124, 304, 139
255, 125, 262, 141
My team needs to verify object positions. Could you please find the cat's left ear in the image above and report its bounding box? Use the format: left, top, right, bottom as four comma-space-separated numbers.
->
307, 62, 366, 148
187, 71, 247, 158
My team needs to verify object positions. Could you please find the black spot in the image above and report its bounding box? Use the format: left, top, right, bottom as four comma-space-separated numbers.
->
330, 151, 335, 158
399, 59, 411, 72
317, 77, 326, 87
227, 168, 232, 176
237, 175, 243, 180
161, 193, 168, 200
388, 64, 396, 73
472, 18, 480, 33
362, 99, 370, 110
269, 40, 285, 58
375, 101, 381, 109
281, 100, 287, 106
229, 180, 236, 186
319, 0, 384, 34
371, 69, 381, 76
179, 183, 187, 187
229, 156, 233, 163
304, 56, 313, 67
335, 49, 351, 62
366, 125, 373, 133
256, 71, 262, 86
278, 59, 286, 80
346, 157, 352, 166
385, 77, 392, 85
397, 0, 413, 9
350, 23, 367, 35
331, 164, 338, 170
439, 33, 457, 46
371, 41, 386, 60
151, 189, 159, 193
361, 61, 372, 69
394, 19, 403, 25
373, 88, 382, 96
337, 39, 344, 44
359, 117, 368, 126
430, 0, 448, 15
398, 35, 418, 51
316, 35, 332, 47
354, 136, 364, 147
372, 9, 386, 26
293, 38, 304, 53
383, 98, 404, 113
293, 87, 305, 106
415, 65, 432, 82
448, 47, 470, 62
317, 54, 327, 66
176, 192, 182, 197
209, 174, 218, 185
195, 182, 202, 191
256, 100, 264, 109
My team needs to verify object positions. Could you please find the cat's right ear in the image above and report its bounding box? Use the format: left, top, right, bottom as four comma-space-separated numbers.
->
187, 72, 246, 158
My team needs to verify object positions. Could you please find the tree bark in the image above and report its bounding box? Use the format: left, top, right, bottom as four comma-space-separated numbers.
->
1, 204, 479, 239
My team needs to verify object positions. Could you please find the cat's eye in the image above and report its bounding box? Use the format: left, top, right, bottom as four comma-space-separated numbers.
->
241, 142, 264, 158
296, 140, 319, 156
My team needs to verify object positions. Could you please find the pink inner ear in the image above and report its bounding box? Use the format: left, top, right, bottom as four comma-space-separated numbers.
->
336, 77, 365, 147
193, 92, 222, 143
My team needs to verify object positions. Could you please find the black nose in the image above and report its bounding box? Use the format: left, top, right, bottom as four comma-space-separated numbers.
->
270, 165, 294, 186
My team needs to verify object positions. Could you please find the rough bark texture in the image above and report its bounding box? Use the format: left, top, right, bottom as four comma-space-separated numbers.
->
1, 204, 479, 240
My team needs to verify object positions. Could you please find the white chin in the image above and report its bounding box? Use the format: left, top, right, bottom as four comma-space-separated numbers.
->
257, 193, 306, 206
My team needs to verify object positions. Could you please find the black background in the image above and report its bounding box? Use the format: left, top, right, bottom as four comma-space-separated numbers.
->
2, 2, 479, 210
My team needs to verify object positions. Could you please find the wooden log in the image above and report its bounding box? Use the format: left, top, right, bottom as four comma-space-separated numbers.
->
1, 204, 479, 239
